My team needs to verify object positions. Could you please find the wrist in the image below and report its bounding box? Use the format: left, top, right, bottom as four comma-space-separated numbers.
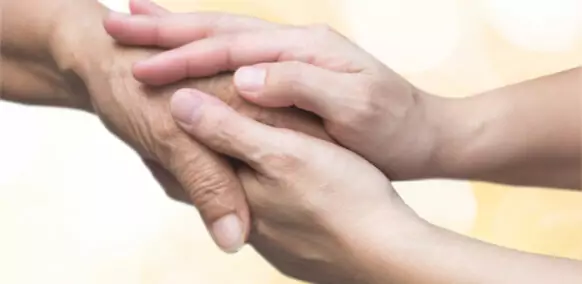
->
0, 0, 94, 110
334, 202, 430, 283
396, 89, 465, 179
428, 91, 511, 181
48, 0, 114, 112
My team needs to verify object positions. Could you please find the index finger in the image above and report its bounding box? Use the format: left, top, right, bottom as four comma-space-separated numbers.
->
170, 88, 301, 177
133, 27, 360, 86
104, 12, 279, 49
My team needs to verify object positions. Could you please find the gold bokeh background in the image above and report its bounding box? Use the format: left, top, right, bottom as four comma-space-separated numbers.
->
0, 0, 580, 283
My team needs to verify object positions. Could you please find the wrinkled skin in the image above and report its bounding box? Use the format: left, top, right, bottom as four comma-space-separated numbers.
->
51, 0, 329, 249
83, 43, 327, 219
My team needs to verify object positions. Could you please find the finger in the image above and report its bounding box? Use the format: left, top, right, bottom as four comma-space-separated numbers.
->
163, 136, 251, 253
170, 88, 298, 175
133, 27, 361, 85
143, 159, 190, 204
104, 12, 278, 49
129, 0, 169, 16
234, 62, 354, 121
171, 73, 332, 141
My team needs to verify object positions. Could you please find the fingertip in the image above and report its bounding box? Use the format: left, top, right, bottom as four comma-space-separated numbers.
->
234, 66, 266, 94
132, 53, 187, 86
129, 0, 143, 14
129, 0, 150, 14
131, 61, 150, 80
210, 214, 247, 253
170, 89, 209, 125
132, 61, 167, 86
103, 12, 128, 35
234, 66, 294, 108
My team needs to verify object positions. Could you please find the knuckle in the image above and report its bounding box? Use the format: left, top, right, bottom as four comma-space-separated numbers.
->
144, 160, 192, 204
259, 152, 302, 174
335, 79, 381, 127
209, 116, 244, 149
307, 23, 336, 38
271, 62, 305, 93
154, 120, 183, 144
256, 132, 305, 175
166, 138, 239, 212
145, 111, 185, 159
306, 24, 341, 46
179, 161, 237, 209
163, 187, 190, 203
334, 103, 368, 127
195, 74, 239, 106
287, 24, 337, 58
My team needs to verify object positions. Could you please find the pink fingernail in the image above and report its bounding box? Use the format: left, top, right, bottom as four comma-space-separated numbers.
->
170, 89, 203, 124
234, 67, 266, 93
211, 214, 245, 253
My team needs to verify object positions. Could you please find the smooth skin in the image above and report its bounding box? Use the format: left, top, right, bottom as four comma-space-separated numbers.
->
105, 3, 581, 190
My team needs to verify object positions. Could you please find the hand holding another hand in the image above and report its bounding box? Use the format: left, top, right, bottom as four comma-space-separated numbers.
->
51, 0, 329, 253
104, 5, 453, 180
168, 88, 420, 284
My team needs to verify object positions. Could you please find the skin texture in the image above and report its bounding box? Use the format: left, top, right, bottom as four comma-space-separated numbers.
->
167, 88, 582, 284
0, 0, 329, 252
105, 3, 582, 282
106, 7, 581, 189
2, 0, 581, 282
168, 88, 420, 283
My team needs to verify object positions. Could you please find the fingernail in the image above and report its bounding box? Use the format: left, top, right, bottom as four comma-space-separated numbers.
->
170, 89, 203, 124
234, 67, 266, 93
211, 214, 245, 253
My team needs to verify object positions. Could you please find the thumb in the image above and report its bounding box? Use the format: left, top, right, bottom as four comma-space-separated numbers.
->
234, 61, 354, 121
162, 135, 250, 254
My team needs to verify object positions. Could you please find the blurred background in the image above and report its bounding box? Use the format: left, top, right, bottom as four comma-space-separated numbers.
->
0, 0, 581, 283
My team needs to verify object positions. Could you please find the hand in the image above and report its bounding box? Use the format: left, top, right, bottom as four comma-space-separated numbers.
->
167, 88, 421, 284
103, 6, 454, 180
51, 0, 328, 252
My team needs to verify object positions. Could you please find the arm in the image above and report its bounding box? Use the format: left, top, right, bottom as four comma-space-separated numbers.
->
0, 0, 328, 252
439, 67, 581, 189
0, 0, 90, 109
351, 219, 582, 284
1, 0, 250, 251
161, 87, 582, 284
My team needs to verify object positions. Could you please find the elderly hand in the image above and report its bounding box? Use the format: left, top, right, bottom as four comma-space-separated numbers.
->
51, 0, 328, 253
103, 3, 455, 181
167, 88, 422, 283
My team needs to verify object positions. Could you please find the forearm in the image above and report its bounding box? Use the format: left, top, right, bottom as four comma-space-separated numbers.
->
0, 0, 90, 109
436, 67, 581, 189
348, 218, 582, 284
0, 0, 234, 111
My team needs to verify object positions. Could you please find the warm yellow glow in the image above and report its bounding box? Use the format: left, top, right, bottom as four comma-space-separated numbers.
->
1, 0, 580, 283
482, 0, 582, 52
342, 0, 461, 73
